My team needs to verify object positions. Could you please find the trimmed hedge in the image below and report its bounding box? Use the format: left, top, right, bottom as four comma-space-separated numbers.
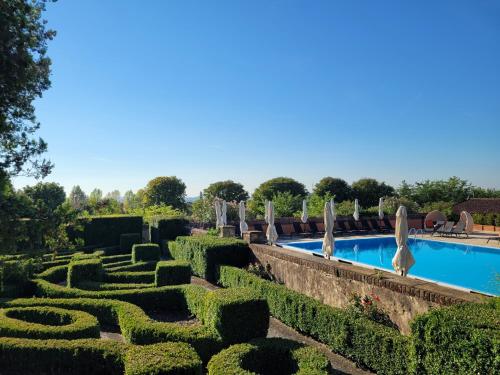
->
104, 261, 157, 273
203, 288, 269, 345
67, 259, 103, 288
0, 337, 202, 375
411, 299, 500, 375
151, 217, 189, 243
104, 271, 155, 284
120, 233, 142, 253
125, 342, 202, 375
0, 306, 100, 340
101, 254, 131, 264
207, 338, 332, 375
80, 215, 143, 248
169, 236, 249, 282
132, 243, 160, 263
217, 266, 409, 374
155, 260, 191, 286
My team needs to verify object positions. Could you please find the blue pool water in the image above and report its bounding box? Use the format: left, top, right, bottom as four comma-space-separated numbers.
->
283, 237, 500, 296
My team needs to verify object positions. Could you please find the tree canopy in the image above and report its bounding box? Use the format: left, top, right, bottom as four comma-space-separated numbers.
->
0, 0, 55, 178
143, 176, 186, 209
351, 178, 395, 207
249, 177, 307, 216
203, 180, 248, 202
313, 177, 353, 202
397, 177, 473, 205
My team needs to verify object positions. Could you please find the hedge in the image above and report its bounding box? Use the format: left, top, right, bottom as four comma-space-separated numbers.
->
217, 265, 409, 374
67, 259, 103, 288
103, 271, 155, 284
207, 338, 332, 375
79, 215, 143, 248
0, 306, 100, 340
120, 233, 142, 253
411, 299, 500, 375
155, 260, 191, 286
101, 254, 131, 264
169, 236, 249, 282
0, 337, 202, 375
132, 243, 160, 263
151, 217, 189, 244
104, 261, 157, 273
78, 282, 155, 291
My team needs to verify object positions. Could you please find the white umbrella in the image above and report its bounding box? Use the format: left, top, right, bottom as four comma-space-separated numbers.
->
353, 199, 360, 221
214, 200, 222, 228
239, 201, 248, 235
322, 201, 335, 259
378, 198, 384, 220
330, 198, 336, 221
301, 200, 308, 223
264, 199, 270, 223
221, 200, 227, 226
392, 205, 415, 276
266, 201, 278, 245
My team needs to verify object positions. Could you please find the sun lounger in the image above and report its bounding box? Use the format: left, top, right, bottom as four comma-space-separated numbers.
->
293, 222, 312, 237
281, 223, 295, 237
369, 219, 390, 233
450, 221, 469, 238
360, 219, 376, 233
308, 221, 325, 237
382, 217, 394, 231
436, 221, 454, 236
348, 220, 368, 234
336, 220, 352, 234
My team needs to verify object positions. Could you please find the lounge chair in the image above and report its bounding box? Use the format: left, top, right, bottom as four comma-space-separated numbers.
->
382, 217, 394, 231
253, 223, 264, 232
360, 219, 376, 233
348, 220, 368, 234
450, 221, 469, 238
369, 218, 390, 233
309, 221, 325, 237
275, 223, 285, 237
432, 221, 445, 235
336, 220, 352, 234
436, 221, 454, 236
293, 222, 312, 237
281, 223, 295, 237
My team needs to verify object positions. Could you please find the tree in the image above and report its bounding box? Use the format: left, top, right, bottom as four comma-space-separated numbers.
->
249, 177, 307, 216
23, 182, 65, 214
68, 185, 87, 210
397, 177, 473, 205
123, 190, 141, 211
105, 190, 121, 202
203, 180, 249, 202
0, 0, 56, 178
307, 192, 334, 217
88, 188, 103, 205
272, 191, 303, 218
351, 178, 395, 207
313, 177, 353, 202
143, 176, 186, 209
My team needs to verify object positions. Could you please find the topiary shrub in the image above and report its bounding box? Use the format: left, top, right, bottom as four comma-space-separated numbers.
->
169, 236, 249, 282
203, 288, 269, 345
155, 260, 191, 286
0, 306, 100, 340
124, 342, 202, 375
79, 215, 143, 248
103, 271, 155, 284
151, 217, 189, 243
132, 243, 160, 263
120, 233, 142, 253
67, 259, 103, 288
207, 338, 332, 375
410, 299, 500, 375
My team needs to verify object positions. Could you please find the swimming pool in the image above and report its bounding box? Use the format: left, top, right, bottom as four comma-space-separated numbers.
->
282, 237, 500, 296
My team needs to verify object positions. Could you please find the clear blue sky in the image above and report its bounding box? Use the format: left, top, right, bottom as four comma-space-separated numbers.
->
13, 0, 500, 197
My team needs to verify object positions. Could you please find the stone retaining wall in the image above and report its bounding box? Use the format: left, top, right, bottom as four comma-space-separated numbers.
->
248, 243, 484, 334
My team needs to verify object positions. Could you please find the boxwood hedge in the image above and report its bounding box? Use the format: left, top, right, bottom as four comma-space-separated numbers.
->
207, 338, 332, 375
155, 260, 191, 286
132, 243, 160, 263
67, 258, 103, 288
120, 233, 142, 253
169, 236, 249, 282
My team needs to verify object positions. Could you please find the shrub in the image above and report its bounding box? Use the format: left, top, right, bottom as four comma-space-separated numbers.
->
203, 288, 269, 345
124, 342, 202, 375
120, 233, 142, 253
104, 271, 155, 284
101, 254, 131, 264
155, 260, 191, 286
104, 261, 157, 273
207, 338, 332, 375
151, 217, 189, 243
79, 215, 143, 247
132, 243, 160, 263
169, 236, 249, 282
0, 306, 100, 340
217, 266, 409, 374
67, 259, 103, 288
411, 300, 500, 374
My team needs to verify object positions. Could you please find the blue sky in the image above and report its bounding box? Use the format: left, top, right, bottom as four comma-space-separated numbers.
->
13, 0, 500, 197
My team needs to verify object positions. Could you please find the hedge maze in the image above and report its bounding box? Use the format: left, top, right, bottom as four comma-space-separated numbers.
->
0, 234, 273, 374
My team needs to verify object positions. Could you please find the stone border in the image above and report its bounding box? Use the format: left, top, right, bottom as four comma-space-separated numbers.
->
249, 243, 485, 305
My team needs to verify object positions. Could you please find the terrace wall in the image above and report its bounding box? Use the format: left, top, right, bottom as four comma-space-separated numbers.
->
248, 243, 484, 334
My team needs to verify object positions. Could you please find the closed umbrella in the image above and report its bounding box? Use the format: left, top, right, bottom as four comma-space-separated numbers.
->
264, 199, 270, 224
353, 199, 360, 221
239, 201, 248, 235
301, 200, 308, 223
221, 200, 227, 226
378, 198, 384, 220
214, 200, 222, 228
330, 198, 336, 221
392, 206, 415, 276
266, 201, 278, 245
322, 201, 335, 259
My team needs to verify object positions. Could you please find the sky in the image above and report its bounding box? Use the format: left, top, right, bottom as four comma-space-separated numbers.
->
12, 0, 500, 197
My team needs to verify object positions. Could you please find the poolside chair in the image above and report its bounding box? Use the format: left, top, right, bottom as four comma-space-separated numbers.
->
436, 221, 454, 236
369, 218, 390, 234
450, 221, 469, 238
360, 219, 376, 233
336, 220, 351, 234
348, 220, 367, 234
308, 221, 325, 237
382, 217, 395, 231
281, 223, 296, 237
253, 223, 264, 232
431, 221, 445, 235
275, 223, 285, 237
293, 222, 312, 237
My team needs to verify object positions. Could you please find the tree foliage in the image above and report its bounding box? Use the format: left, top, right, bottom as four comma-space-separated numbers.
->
203, 180, 248, 202
0, 0, 56, 178
249, 177, 307, 216
143, 176, 186, 209
68, 185, 87, 210
313, 177, 352, 202
397, 177, 473, 205
351, 178, 395, 207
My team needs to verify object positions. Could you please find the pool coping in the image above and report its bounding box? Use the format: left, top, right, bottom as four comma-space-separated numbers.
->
279, 236, 497, 297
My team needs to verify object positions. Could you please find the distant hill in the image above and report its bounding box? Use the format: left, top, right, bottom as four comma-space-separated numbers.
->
186, 196, 200, 203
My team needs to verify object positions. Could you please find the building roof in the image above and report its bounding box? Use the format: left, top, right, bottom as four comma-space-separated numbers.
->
452, 198, 500, 214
